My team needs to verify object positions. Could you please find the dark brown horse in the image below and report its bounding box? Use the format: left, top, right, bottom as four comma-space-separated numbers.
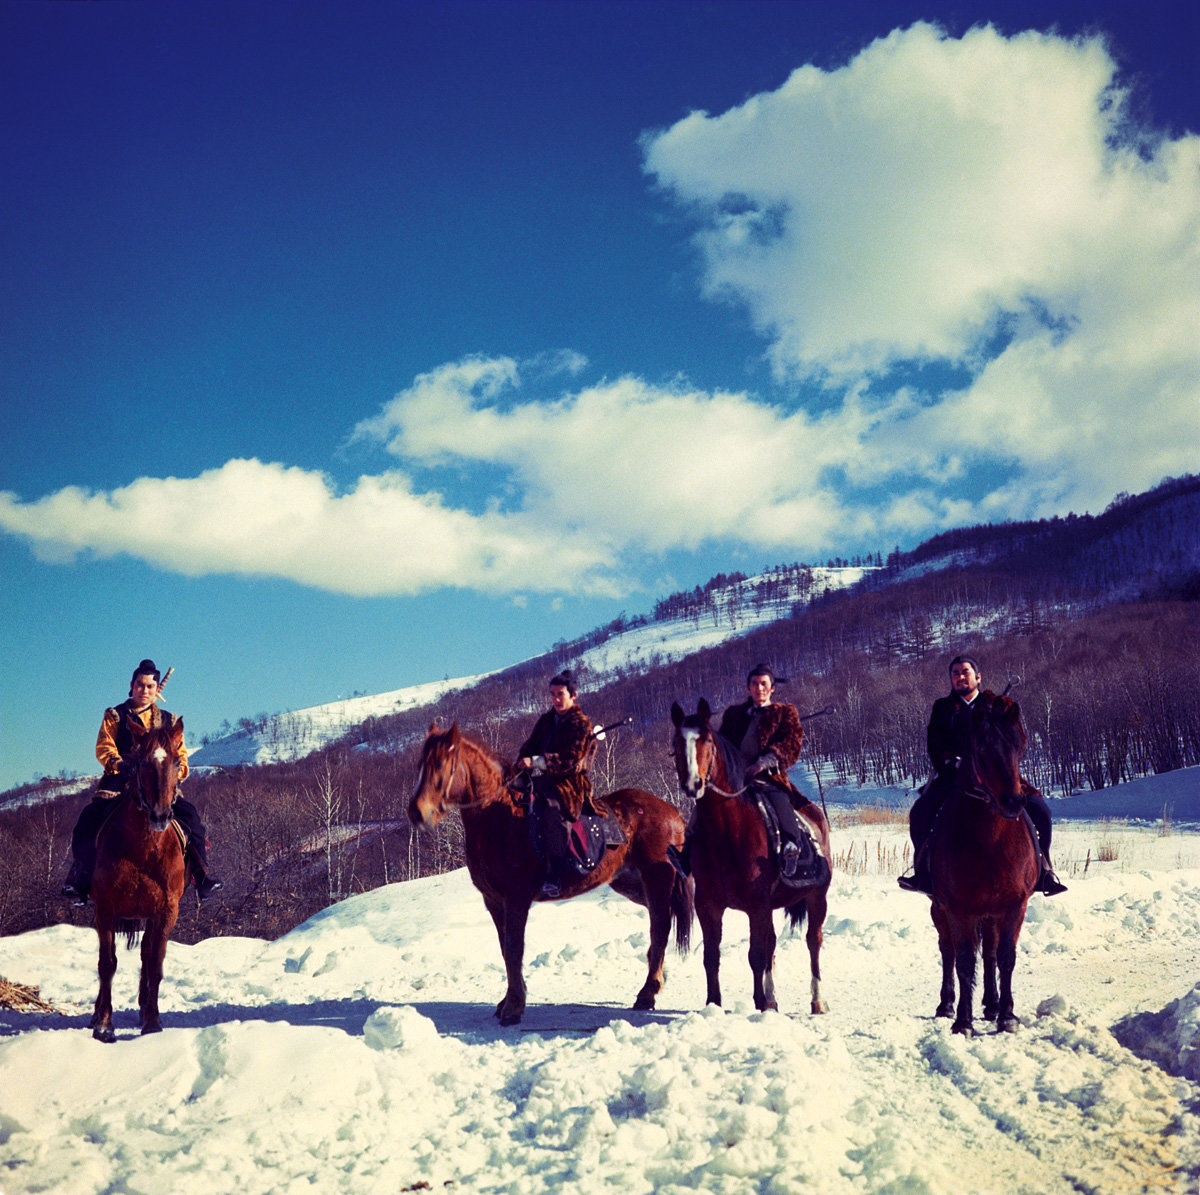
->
929, 695, 1039, 1035
89, 714, 187, 1042
409, 723, 693, 1026
670, 700, 831, 1014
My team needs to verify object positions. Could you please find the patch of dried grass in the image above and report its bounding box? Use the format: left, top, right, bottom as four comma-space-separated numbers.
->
0, 975, 62, 1014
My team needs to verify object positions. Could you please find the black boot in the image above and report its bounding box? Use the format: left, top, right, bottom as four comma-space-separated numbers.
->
898, 851, 933, 894
61, 863, 90, 907
1039, 857, 1067, 896
667, 838, 691, 878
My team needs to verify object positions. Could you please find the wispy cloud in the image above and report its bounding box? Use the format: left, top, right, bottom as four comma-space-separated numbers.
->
2, 24, 1195, 597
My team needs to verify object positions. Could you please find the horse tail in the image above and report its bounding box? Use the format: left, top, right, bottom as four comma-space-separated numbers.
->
785, 902, 808, 935
671, 873, 694, 955
116, 919, 146, 949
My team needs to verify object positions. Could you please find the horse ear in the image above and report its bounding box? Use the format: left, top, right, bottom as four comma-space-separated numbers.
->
698, 697, 712, 723
670, 702, 684, 727
448, 722, 461, 745
428, 721, 441, 734
1005, 700, 1021, 723
170, 715, 184, 745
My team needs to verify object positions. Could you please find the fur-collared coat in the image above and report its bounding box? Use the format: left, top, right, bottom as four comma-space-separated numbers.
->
95, 700, 188, 794
718, 700, 804, 774
518, 705, 596, 819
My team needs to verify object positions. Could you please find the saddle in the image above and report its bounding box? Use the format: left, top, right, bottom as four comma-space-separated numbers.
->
518, 779, 626, 877
748, 778, 828, 888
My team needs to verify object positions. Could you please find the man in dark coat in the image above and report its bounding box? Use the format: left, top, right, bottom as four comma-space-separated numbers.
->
671, 664, 824, 879
514, 669, 596, 897
899, 655, 1065, 896
61, 659, 222, 905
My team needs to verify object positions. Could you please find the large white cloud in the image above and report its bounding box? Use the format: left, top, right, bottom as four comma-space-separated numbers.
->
0, 459, 626, 598
642, 22, 1200, 516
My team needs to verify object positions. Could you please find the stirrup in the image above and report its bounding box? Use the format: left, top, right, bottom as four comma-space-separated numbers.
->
897, 872, 932, 894
1040, 870, 1067, 896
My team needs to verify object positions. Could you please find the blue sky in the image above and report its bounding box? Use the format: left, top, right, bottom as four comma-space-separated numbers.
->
2, 1, 1198, 788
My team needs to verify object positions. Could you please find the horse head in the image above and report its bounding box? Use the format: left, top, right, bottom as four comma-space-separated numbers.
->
126, 714, 183, 833
670, 698, 717, 800
409, 722, 466, 828
962, 697, 1027, 819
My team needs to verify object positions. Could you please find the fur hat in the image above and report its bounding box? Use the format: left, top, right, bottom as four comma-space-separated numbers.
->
949, 654, 982, 676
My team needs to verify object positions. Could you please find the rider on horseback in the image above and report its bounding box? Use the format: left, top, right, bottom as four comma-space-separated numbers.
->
672, 664, 822, 879
61, 659, 223, 906
898, 655, 1067, 896
513, 669, 597, 898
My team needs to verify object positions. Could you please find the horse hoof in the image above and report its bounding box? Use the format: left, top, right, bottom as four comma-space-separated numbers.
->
998, 1016, 1019, 1033
811, 1000, 827, 1015
935, 1003, 955, 1018
92, 1025, 116, 1044
633, 994, 656, 1012
140, 1023, 162, 1035
951, 1022, 974, 1036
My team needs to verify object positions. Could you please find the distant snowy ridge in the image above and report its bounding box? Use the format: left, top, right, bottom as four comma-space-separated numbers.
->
191, 674, 489, 769
191, 566, 871, 769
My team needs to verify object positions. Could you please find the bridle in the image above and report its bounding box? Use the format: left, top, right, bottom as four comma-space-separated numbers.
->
679, 726, 746, 800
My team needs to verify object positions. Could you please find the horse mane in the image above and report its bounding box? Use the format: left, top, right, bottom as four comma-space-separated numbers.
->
710, 727, 748, 792
428, 724, 508, 803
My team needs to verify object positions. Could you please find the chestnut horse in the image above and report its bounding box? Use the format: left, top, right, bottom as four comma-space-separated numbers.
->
670, 699, 831, 1014
89, 714, 187, 1042
929, 694, 1039, 1035
409, 723, 693, 1026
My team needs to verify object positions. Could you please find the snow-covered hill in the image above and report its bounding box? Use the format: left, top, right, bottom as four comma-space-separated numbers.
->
192, 673, 490, 768
2, 770, 1197, 1193
192, 566, 871, 768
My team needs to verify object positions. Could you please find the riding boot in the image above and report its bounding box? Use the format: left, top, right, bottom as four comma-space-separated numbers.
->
667, 834, 691, 878
897, 843, 933, 894
60, 856, 92, 907
186, 844, 223, 902
1039, 855, 1068, 896
779, 839, 801, 878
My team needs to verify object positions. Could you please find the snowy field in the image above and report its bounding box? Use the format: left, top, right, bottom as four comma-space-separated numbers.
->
1, 776, 1197, 1194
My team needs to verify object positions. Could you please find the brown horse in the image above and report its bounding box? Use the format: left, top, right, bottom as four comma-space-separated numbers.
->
409, 723, 693, 1026
670, 699, 831, 1014
89, 714, 187, 1042
929, 695, 1039, 1035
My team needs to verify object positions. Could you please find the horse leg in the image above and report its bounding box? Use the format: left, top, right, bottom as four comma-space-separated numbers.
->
697, 899, 725, 1006
995, 910, 1024, 1032
495, 897, 531, 1026
138, 919, 171, 1034
805, 889, 828, 1014
748, 907, 778, 1012
932, 904, 955, 1018
980, 920, 1000, 1023
91, 921, 118, 1043
633, 864, 673, 1011
952, 924, 979, 1036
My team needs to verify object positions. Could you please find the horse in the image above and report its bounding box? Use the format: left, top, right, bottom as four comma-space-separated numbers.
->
409, 723, 693, 1026
89, 713, 188, 1042
928, 694, 1039, 1035
670, 699, 831, 1014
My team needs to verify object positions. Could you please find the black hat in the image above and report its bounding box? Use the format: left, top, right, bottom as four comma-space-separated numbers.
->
949, 655, 981, 675
747, 663, 787, 685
